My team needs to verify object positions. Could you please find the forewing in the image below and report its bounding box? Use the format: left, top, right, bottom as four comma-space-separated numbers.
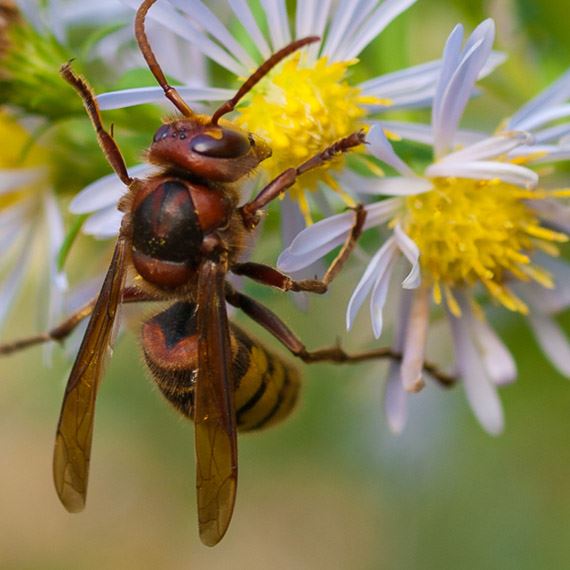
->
195, 259, 237, 546
53, 237, 128, 512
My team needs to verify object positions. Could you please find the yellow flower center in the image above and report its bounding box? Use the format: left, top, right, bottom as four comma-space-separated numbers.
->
236, 54, 380, 221
0, 110, 47, 210
402, 177, 569, 316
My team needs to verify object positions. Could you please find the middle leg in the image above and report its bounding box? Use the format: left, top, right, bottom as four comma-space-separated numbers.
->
232, 205, 366, 295
0, 287, 155, 356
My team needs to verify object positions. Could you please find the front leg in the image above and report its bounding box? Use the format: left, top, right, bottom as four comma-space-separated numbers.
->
232, 205, 366, 294
61, 63, 132, 186
240, 131, 366, 229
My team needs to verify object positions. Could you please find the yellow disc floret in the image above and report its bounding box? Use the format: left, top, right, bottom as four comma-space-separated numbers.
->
403, 177, 569, 315
236, 53, 381, 222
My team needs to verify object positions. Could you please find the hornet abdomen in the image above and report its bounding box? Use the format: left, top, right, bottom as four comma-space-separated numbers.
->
141, 302, 300, 431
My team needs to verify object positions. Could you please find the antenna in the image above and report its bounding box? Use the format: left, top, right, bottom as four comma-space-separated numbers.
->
211, 36, 319, 125
135, 0, 195, 117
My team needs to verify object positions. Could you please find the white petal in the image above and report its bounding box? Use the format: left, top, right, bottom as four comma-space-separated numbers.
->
380, 120, 487, 147
536, 254, 570, 314
360, 178, 432, 197
277, 199, 400, 272
17, 0, 43, 31
330, 0, 378, 60
432, 24, 465, 142
98, 85, 233, 110
510, 104, 570, 133
0, 200, 34, 253
400, 286, 429, 392
48, 0, 66, 44
470, 315, 517, 385
341, 0, 418, 61
369, 254, 397, 338
70, 164, 151, 214
384, 362, 408, 434
0, 230, 34, 330
280, 194, 306, 248
43, 190, 68, 293
508, 142, 570, 165
441, 131, 534, 164
346, 238, 397, 331
376, 51, 500, 115
449, 308, 504, 435
143, 21, 207, 85
394, 225, 421, 288
295, 0, 331, 61
513, 256, 570, 315
279, 195, 322, 309
229, 0, 271, 59
360, 60, 441, 98
394, 288, 414, 350
279, 195, 323, 277
435, 36, 490, 155
83, 206, 123, 239
312, 187, 335, 218
528, 313, 570, 377
375, 93, 438, 112
278, 235, 347, 273
479, 50, 507, 79
434, 20, 495, 157
322, 0, 370, 59
124, 0, 246, 75
42, 193, 67, 362
340, 170, 431, 196
169, 0, 256, 69
426, 160, 538, 188
61, 0, 129, 25
530, 200, 570, 233
278, 212, 355, 272
296, 0, 317, 39
260, 0, 291, 50
362, 50, 504, 111
93, 26, 141, 73
529, 147, 570, 164
367, 125, 416, 177
383, 289, 413, 433
363, 199, 406, 227
530, 255, 570, 309
509, 68, 570, 130
532, 123, 570, 144
0, 168, 46, 195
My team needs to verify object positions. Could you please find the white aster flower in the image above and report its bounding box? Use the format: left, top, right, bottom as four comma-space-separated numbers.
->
278, 19, 570, 435
0, 1, 145, 334
0, 111, 67, 335
89, 0, 503, 240
16, 0, 129, 43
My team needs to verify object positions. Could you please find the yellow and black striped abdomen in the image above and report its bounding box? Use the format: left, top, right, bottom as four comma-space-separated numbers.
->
231, 326, 299, 431
141, 302, 300, 431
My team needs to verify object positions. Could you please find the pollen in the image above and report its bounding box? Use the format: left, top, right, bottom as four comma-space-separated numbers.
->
402, 177, 569, 315
235, 54, 378, 222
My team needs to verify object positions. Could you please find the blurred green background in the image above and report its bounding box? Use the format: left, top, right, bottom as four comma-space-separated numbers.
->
2, 0, 570, 568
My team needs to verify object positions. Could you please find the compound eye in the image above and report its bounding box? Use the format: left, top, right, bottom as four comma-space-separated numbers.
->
191, 128, 250, 159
